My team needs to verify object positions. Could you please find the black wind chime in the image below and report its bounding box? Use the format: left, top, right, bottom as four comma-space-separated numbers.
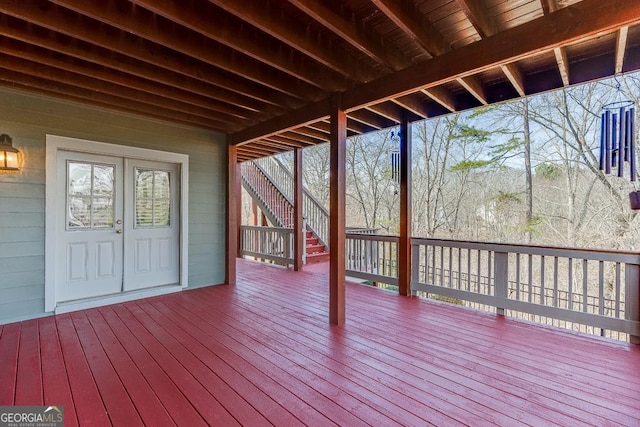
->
390, 130, 401, 194
597, 78, 640, 208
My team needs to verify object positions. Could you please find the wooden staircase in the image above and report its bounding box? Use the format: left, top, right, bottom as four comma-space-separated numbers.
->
240, 158, 330, 264
305, 230, 330, 263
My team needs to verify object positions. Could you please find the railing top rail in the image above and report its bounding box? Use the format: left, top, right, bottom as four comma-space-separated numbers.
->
346, 233, 400, 243
248, 160, 294, 205
411, 236, 640, 264
271, 156, 330, 218
241, 225, 293, 233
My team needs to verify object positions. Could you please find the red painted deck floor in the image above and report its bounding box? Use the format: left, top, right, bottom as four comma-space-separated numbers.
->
2, 259, 640, 426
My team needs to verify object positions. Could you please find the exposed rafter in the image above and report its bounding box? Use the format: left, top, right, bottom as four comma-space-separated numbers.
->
0, 0, 636, 162
287, 0, 410, 71
616, 26, 630, 74
457, 76, 488, 105
371, 0, 448, 56
422, 87, 457, 112
554, 47, 571, 86
456, 0, 497, 38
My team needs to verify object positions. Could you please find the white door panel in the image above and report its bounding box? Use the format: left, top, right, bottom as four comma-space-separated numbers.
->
55, 152, 180, 302
56, 151, 123, 302
124, 159, 180, 291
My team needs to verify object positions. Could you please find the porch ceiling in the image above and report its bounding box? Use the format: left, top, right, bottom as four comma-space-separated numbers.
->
2, 1, 640, 161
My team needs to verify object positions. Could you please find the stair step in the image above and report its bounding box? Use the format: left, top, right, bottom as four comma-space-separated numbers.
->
306, 252, 330, 263
306, 244, 326, 254
305, 231, 314, 238
306, 237, 319, 246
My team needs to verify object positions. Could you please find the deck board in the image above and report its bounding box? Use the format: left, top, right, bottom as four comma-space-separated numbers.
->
1, 258, 640, 426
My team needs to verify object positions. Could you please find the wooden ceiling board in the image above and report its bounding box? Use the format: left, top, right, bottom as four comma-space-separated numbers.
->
0, 0, 636, 162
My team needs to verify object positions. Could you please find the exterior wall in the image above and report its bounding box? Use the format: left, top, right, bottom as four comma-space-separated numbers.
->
0, 87, 227, 323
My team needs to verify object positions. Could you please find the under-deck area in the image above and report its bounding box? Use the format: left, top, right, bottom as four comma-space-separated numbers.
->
1, 259, 639, 426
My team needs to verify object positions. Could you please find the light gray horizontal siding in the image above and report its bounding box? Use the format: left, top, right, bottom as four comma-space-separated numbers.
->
0, 86, 227, 323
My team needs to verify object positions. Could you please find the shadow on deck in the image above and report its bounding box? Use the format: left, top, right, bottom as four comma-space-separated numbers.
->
1, 258, 639, 425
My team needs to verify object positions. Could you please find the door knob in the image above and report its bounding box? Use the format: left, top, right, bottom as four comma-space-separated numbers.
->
116, 219, 122, 225
116, 229, 123, 234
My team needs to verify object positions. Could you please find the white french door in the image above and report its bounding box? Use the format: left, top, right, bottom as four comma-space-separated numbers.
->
55, 151, 180, 302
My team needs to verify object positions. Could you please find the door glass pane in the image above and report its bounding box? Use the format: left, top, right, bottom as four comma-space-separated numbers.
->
135, 168, 171, 228
67, 161, 115, 230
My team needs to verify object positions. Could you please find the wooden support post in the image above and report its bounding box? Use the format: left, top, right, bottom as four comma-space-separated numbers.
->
293, 147, 304, 271
330, 96, 347, 325
226, 143, 239, 285
250, 199, 258, 226
494, 252, 509, 316
399, 116, 412, 296
625, 263, 640, 344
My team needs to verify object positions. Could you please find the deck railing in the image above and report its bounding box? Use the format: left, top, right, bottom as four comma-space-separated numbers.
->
240, 161, 293, 227
411, 238, 640, 341
240, 225, 294, 265
253, 157, 330, 248
345, 233, 399, 285
342, 233, 640, 340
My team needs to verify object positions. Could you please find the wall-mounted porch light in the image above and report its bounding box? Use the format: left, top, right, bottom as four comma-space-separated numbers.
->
0, 134, 20, 171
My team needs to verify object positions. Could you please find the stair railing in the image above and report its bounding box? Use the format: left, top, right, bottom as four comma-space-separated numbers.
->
240, 161, 293, 227
253, 156, 330, 249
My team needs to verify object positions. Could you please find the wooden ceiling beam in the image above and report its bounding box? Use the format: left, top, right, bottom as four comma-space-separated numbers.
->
287, 0, 410, 71
0, 53, 239, 128
256, 138, 303, 150
501, 63, 527, 97
206, 0, 378, 83
391, 94, 430, 119
616, 26, 630, 74
232, 0, 640, 144
348, 109, 395, 130
232, 98, 331, 145
291, 126, 330, 142
0, 5, 298, 110
280, 131, 326, 146
371, 0, 448, 56
346, 118, 377, 135
540, 0, 560, 15
131, 0, 348, 91
42, 0, 324, 100
422, 86, 457, 112
237, 145, 280, 157
457, 75, 488, 105
0, 70, 230, 131
541, 0, 571, 87
456, 0, 498, 38
0, 38, 256, 121
267, 134, 313, 147
554, 47, 571, 86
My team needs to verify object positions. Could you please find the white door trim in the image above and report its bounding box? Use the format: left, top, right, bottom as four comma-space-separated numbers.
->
45, 134, 189, 312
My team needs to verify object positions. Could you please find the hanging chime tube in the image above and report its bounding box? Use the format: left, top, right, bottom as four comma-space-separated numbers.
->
599, 112, 606, 170
611, 113, 618, 169
618, 108, 625, 177
605, 110, 612, 174
630, 107, 636, 181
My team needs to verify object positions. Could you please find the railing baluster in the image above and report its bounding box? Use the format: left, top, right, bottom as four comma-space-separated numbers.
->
615, 262, 621, 318
568, 258, 573, 311
515, 254, 521, 301
553, 256, 559, 308
598, 261, 605, 316
540, 256, 545, 305
582, 259, 588, 313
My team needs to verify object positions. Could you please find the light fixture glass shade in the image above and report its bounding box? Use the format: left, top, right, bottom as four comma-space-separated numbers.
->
0, 134, 19, 171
